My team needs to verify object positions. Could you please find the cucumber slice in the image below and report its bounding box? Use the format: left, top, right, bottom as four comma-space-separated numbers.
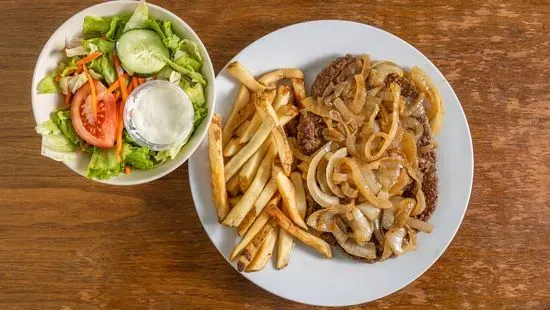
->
117, 29, 170, 76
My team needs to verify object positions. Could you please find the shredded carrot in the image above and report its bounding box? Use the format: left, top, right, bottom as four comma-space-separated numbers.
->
81, 66, 97, 118
127, 82, 134, 94
107, 80, 120, 93
76, 51, 102, 68
114, 90, 121, 102
114, 55, 128, 102
124, 165, 132, 174
55, 75, 61, 82
137, 77, 146, 85
114, 54, 129, 161
107, 73, 130, 93
131, 77, 139, 89
64, 92, 71, 105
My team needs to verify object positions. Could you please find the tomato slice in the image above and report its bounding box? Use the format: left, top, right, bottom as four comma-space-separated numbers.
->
71, 80, 117, 148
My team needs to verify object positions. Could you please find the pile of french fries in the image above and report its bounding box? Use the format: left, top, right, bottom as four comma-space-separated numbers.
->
208, 61, 332, 272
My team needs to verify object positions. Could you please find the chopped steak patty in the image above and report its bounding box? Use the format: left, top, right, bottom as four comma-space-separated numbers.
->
297, 112, 326, 155
284, 115, 299, 138
311, 54, 358, 98
305, 55, 439, 263
384, 73, 420, 98
413, 104, 439, 222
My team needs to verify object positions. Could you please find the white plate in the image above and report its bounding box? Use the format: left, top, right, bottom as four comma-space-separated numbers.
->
189, 20, 473, 306
31, 1, 216, 185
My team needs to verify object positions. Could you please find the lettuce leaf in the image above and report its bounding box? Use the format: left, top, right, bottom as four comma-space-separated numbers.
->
83, 16, 112, 35
87, 131, 157, 179
163, 57, 206, 85
51, 110, 81, 146
55, 56, 81, 78
175, 54, 201, 71
162, 20, 181, 51
123, 143, 154, 170
59, 72, 88, 95
153, 145, 180, 162
123, 0, 149, 32
35, 118, 77, 162
87, 147, 123, 180
83, 38, 114, 54
88, 55, 117, 85
177, 39, 202, 62
180, 80, 207, 127
106, 15, 130, 40
65, 46, 88, 57
144, 18, 167, 41
41, 109, 92, 153
82, 15, 130, 41
37, 71, 59, 94
156, 66, 174, 80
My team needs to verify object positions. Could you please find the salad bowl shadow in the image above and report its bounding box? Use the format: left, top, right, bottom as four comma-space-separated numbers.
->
31, 0, 215, 185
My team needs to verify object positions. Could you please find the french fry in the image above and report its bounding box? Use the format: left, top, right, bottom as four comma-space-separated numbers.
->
254, 91, 281, 125
238, 113, 262, 143
208, 113, 230, 222
277, 174, 307, 268
255, 92, 293, 175
273, 85, 291, 111
259, 68, 305, 86
237, 218, 278, 272
231, 214, 268, 260
227, 61, 266, 93
238, 85, 289, 144
223, 138, 243, 157
290, 172, 307, 218
238, 178, 278, 236
276, 223, 294, 269
238, 90, 276, 144
273, 165, 307, 229
222, 85, 251, 145
291, 78, 307, 106
229, 195, 242, 208
239, 139, 271, 192
223, 144, 277, 226
266, 204, 332, 258
235, 119, 250, 138
226, 174, 241, 197
246, 226, 278, 272
224, 104, 299, 182
230, 196, 280, 260
271, 126, 293, 175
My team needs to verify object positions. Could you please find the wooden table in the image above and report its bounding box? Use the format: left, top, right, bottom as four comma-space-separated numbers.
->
2, 0, 549, 308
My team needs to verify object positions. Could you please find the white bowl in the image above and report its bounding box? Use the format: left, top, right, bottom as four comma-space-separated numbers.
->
31, 0, 215, 185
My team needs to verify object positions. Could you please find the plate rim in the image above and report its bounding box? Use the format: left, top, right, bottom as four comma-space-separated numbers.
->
189, 19, 474, 306
30, 0, 216, 186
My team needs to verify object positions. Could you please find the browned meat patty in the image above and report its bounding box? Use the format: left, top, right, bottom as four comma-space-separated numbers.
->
413, 105, 439, 222
385, 73, 420, 98
306, 55, 439, 263
296, 112, 326, 155
310, 54, 358, 98
284, 116, 299, 138
296, 54, 359, 155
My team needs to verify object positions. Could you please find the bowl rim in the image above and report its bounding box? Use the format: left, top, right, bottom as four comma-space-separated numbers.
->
31, 0, 216, 186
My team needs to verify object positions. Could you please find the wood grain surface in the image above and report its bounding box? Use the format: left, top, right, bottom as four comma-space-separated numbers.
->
1, 0, 549, 309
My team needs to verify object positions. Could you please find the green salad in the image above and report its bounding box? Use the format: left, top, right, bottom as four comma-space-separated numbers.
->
35, 0, 207, 180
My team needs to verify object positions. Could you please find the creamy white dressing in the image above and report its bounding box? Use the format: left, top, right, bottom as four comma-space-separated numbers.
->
128, 81, 194, 147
